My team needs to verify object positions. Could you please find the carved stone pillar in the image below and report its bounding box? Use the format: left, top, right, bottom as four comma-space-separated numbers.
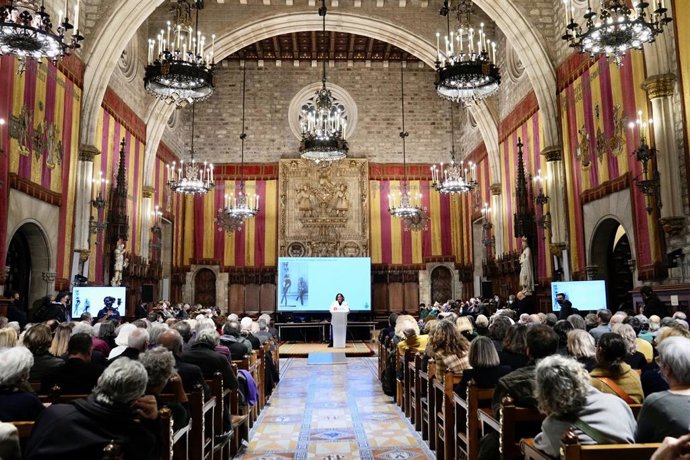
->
141, 186, 155, 261
72, 145, 100, 276
489, 183, 504, 256
642, 74, 685, 235
542, 145, 570, 280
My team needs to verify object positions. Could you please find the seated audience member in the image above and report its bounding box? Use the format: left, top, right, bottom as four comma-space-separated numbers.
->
649, 433, 690, 460
498, 324, 530, 370
475, 315, 490, 337
172, 321, 193, 349
139, 347, 189, 431
41, 333, 105, 394
455, 336, 510, 396
589, 309, 613, 342
257, 314, 278, 339
533, 355, 636, 458
181, 329, 238, 390
488, 316, 512, 352
254, 318, 273, 345
220, 320, 251, 358
107, 323, 137, 360
240, 317, 261, 349
544, 313, 558, 328
0, 422, 21, 460
378, 313, 399, 347
25, 358, 161, 460
642, 326, 690, 396
589, 332, 644, 403
0, 347, 44, 422
612, 323, 647, 370
636, 336, 690, 442
114, 327, 150, 361
553, 320, 574, 355
641, 286, 668, 319
0, 327, 18, 348
456, 316, 477, 342
156, 329, 210, 398
567, 314, 587, 331
71, 322, 106, 366
22, 324, 64, 381
567, 329, 597, 371
584, 313, 598, 331
428, 320, 470, 381
397, 320, 428, 358
393, 315, 417, 348
624, 316, 653, 363
491, 324, 559, 416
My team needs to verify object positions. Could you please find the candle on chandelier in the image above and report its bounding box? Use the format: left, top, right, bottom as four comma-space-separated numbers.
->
436, 32, 440, 58
491, 42, 496, 63
74, 0, 79, 31
459, 28, 463, 54
58, 10, 63, 28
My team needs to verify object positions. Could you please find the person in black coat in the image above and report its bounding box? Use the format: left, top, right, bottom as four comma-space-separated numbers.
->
180, 329, 238, 391
25, 358, 161, 460
0, 347, 44, 422
41, 333, 104, 394
23, 324, 65, 382
219, 321, 251, 359
641, 286, 669, 319
7, 291, 27, 329
157, 329, 210, 398
555, 293, 574, 320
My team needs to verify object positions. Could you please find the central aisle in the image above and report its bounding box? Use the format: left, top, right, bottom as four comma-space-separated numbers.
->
237, 356, 434, 459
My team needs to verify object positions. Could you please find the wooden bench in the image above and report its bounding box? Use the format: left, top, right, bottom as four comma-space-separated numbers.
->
409, 353, 422, 431
478, 398, 544, 460
434, 370, 463, 460
420, 360, 436, 448
455, 381, 494, 460
521, 436, 662, 460
189, 384, 216, 460
402, 349, 416, 418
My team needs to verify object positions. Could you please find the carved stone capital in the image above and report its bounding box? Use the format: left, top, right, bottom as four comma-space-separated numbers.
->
549, 242, 567, 257
490, 183, 502, 196
660, 216, 685, 236
541, 145, 562, 162
79, 144, 101, 162
142, 186, 155, 198
642, 74, 676, 99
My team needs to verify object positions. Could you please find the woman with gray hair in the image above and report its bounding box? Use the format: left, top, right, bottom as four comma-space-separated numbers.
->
636, 336, 690, 442
0, 347, 44, 421
612, 323, 647, 370
533, 355, 636, 457
567, 329, 597, 371
140, 347, 189, 431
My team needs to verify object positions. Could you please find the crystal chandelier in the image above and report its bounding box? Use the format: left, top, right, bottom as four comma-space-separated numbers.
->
562, 0, 672, 66
389, 63, 423, 221
166, 103, 214, 195
431, 102, 477, 194
217, 65, 259, 233
299, 0, 348, 163
0, 0, 84, 69
144, 0, 215, 106
435, 0, 500, 104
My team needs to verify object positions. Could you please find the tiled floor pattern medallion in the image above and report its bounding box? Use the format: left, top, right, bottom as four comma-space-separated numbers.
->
236, 357, 434, 460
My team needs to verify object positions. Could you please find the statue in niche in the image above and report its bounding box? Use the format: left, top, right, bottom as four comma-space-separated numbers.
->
111, 240, 128, 287
334, 184, 349, 217
518, 236, 534, 295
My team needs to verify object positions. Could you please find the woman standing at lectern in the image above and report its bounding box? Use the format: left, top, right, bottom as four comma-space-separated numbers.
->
328, 293, 349, 347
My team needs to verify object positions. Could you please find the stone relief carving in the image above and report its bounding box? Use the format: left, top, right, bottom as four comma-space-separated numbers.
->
279, 159, 369, 258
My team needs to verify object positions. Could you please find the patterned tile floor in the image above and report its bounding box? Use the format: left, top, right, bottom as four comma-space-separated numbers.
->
236, 356, 434, 460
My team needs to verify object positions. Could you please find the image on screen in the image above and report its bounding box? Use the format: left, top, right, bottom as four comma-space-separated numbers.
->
72, 286, 127, 318
277, 257, 371, 312
550, 280, 607, 312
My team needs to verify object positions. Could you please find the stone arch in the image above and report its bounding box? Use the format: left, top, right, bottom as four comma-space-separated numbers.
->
589, 217, 635, 309
5, 222, 52, 308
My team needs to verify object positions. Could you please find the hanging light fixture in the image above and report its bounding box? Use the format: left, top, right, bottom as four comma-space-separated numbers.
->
562, 0, 672, 66
299, 0, 348, 163
0, 0, 84, 70
144, 0, 215, 106
216, 65, 259, 233
431, 102, 478, 194
389, 63, 423, 221
435, 0, 500, 104
166, 102, 214, 195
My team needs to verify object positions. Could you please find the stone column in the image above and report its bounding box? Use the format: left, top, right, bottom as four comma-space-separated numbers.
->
141, 186, 155, 262
542, 145, 570, 280
489, 183, 504, 256
642, 74, 685, 237
71, 145, 100, 277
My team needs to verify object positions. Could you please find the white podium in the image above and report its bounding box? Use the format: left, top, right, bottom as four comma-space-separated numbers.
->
330, 308, 349, 348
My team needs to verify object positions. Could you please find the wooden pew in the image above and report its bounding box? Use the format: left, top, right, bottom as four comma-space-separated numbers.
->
420, 360, 436, 448
455, 381, 494, 460
403, 349, 416, 418
409, 353, 422, 431
434, 369, 463, 460
188, 385, 216, 460
521, 436, 662, 460
478, 397, 544, 460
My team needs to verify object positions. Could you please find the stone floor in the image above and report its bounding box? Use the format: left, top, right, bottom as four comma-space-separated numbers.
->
236, 356, 434, 459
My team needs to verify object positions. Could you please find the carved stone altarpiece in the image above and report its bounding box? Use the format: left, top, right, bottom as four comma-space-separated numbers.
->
279, 159, 369, 258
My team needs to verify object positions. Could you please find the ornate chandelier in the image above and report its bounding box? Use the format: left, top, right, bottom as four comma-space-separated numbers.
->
431, 102, 477, 194
389, 63, 423, 222
166, 103, 214, 195
144, 0, 215, 106
0, 0, 84, 69
217, 65, 259, 232
562, 0, 672, 66
435, 0, 500, 104
299, 0, 348, 163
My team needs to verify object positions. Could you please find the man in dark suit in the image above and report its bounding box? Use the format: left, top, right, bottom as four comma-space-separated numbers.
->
555, 293, 574, 320
157, 329, 210, 398
41, 333, 105, 394
219, 320, 251, 359
181, 329, 238, 391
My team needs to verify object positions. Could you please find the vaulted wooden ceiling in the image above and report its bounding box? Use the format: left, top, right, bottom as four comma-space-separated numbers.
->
225, 32, 421, 62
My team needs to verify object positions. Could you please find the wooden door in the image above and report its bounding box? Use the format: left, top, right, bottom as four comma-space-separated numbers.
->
431, 266, 453, 304
194, 269, 216, 307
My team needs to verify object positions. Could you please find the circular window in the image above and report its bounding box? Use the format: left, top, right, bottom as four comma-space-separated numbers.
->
288, 82, 358, 141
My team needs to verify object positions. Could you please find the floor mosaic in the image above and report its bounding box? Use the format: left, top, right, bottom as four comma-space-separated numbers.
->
235, 357, 434, 460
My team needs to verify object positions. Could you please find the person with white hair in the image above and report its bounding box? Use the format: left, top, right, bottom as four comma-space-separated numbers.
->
240, 317, 261, 349
140, 347, 189, 431
636, 337, 690, 442
25, 358, 161, 460
111, 327, 150, 362
533, 355, 636, 457
107, 323, 138, 359
0, 347, 44, 422
181, 329, 238, 391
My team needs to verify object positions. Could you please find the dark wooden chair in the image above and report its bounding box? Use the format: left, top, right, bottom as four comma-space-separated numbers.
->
521, 435, 662, 460
477, 397, 544, 460
433, 370, 463, 460
455, 381, 494, 460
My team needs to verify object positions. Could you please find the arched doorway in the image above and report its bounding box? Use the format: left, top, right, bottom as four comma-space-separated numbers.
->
590, 218, 634, 311
430, 266, 453, 305
194, 268, 217, 307
4, 222, 51, 313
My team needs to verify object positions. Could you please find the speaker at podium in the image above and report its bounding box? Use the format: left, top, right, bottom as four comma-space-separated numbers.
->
329, 293, 350, 348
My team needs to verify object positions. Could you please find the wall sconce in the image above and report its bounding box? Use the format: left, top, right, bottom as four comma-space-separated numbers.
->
151, 205, 163, 237
630, 111, 660, 215
481, 202, 495, 248
534, 169, 551, 233
91, 171, 108, 209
